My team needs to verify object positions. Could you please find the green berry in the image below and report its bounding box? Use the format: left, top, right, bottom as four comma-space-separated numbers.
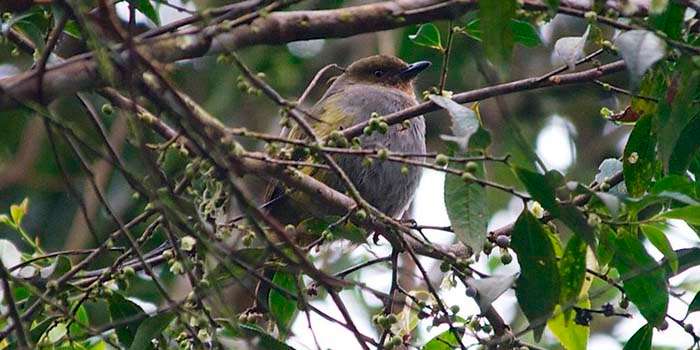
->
461, 172, 474, 183
101, 103, 114, 115
122, 266, 136, 278
435, 154, 449, 166
465, 161, 478, 173
377, 148, 389, 160
378, 122, 389, 134
400, 165, 409, 175
354, 209, 368, 221
500, 251, 513, 265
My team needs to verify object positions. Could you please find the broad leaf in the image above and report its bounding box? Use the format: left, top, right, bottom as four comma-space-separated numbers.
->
296, 216, 366, 244
614, 30, 666, 82
640, 224, 677, 273
422, 329, 460, 350
660, 205, 700, 225
109, 294, 146, 348
513, 167, 558, 210
239, 323, 296, 350
134, 0, 160, 25
479, 0, 516, 63
0, 239, 22, 270
465, 274, 517, 310
444, 166, 488, 255
623, 114, 656, 196
623, 324, 653, 350
547, 300, 590, 350
669, 114, 700, 175
510, 20, 542, 47
511, 210, 560, 341
612, 232, 668, 326
459, 19, 541, 47
409, 24, 443, 50
269, 271, 299, 336
657, 61, 700, 171
687, 292, 700, 316
129, 312, 175, 350
559, 235, 587, 306
514, 167, 596, 248
553, 26, 590, 70
430, 95, 479, 151
650, 2, 684, 39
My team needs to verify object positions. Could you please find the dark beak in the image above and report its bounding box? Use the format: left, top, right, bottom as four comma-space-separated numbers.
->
398, 61, 431, 80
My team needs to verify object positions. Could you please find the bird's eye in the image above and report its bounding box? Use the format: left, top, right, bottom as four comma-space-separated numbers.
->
373, 70, 384, 78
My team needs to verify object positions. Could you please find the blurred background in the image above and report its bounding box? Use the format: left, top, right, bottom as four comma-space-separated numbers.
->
1, 0, 698, 349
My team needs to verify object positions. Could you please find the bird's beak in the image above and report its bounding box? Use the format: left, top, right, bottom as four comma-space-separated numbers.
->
398, 61, 432, 80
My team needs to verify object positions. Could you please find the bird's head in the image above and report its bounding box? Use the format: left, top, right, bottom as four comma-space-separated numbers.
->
341, 55, 431, 94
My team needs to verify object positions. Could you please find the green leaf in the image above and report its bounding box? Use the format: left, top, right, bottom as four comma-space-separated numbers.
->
514, 167, 596, 248
687, 292, 700, 316
595, 225, 616, 268
63, 20, 82, 39
444, 166, 488, 255
623, 324, 653, 350
47, 323, 67, 344
513, 167, 558, 210
510, 20, 542, 47
69, 305, 90, 338
623, 114, 656, 196
31, 317, 57, 344
479, 0, 516, 63
544, 0, 560, 10
430, 95, 479, 151
239, 323, 296, 350
547, 300, 590, 350
511, 210, 560, 341
640, 224, 677, 273
268, 271, 299, 337
669, 114, 700, 175
109, 294, 146, 347
614, 30, 667, 82
659, 205, 700, 225
458, 19, 541, 47
9, 198, 28, 226
129, 312, 175, 350
296, 216, 366, 244
409, 24, 443, 50
422, 329, 460, 350
134, 0, 161, 25
657, 60, 700, 170
650, 2, 684, 40
559, 235, 587, 306
612, 232, 668, 325
671, 247, 700, 275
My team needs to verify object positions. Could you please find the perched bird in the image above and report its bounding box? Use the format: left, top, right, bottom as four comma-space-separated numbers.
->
265, 54, 431, 225
247, 55, 430, 316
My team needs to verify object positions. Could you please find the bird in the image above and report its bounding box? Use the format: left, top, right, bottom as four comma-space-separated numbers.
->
264, 54, 431, 226
246, 55, 430, 318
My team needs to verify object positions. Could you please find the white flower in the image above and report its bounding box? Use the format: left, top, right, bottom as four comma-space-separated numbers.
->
180, 236, 197, 252
528, 201, 545, 219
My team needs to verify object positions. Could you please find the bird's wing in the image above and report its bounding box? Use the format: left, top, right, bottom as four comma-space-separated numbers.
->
261, 94, 353, 210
